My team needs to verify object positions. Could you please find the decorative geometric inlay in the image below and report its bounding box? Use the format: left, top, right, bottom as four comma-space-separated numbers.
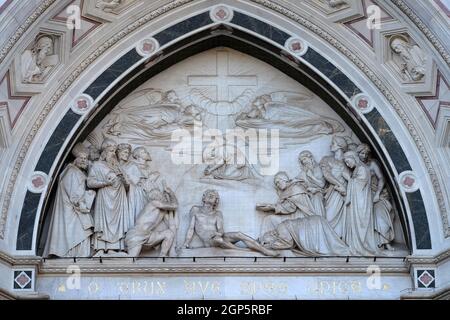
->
210, 5, 234, 23
417, 270, 435, 288
28, 171, 49, 193
285, 37, 309, 57
416, 71, 450, 126
0, 71, 31, 127
344, 0, 395, 48
51, 0, 101, 49
352, 93, 374, 114
71, 93, 95, 115
398, 171, 419, 193
136, 38, 160, 58
13, 271, 32, 290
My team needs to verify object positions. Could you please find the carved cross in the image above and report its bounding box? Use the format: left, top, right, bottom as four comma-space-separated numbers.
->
188, 51, 257, 102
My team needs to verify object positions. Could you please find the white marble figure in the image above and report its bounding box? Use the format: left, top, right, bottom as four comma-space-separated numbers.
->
44, 144, 95, 257
190, 88, 254, 132
235, 95, 271, 120
122, 147, 160, 224
183, 190, 278, 256
191, 89, 257, 181
88, 144, 100, 170
125, 184, 178, 257
203, 139, 254, 181
372, 189, 395, 250
357, 144, 395, 250
116, 143, 134, 229
87, 138, 129, 255
256, 172, 317, 237
235, 92, 345, 141
96, 0, 121, 12
390, 36, 427, 81
356, 144, 384, 203
342, 151, 379, 255
259, 216, 351, 256
320, 136, 350, 238
21, 36, 58, 83
294, 150, 326, 217
104, 89, 200, 142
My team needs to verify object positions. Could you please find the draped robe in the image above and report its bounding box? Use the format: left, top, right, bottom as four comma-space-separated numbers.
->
265, 216, 351, 256
122, 162, 147, 225
296, 166, 326, 217
260, 183, 317, 237
87, 161, 128, 251
374, 191, 395, 247
320, 156, 349, 238
44, 164, 94, 257
343, 164, 379, 255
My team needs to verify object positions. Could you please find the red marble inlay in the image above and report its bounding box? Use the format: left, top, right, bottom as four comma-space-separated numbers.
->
358, 98, 369, 109
142, 42, 154, 53
419, 272, 433, 286
77, 99, 88, 110
216, 9, 228, 20
15, 273, 31, 287
32, 176, 45, 188
291, 42, 302, 52
403, 176, 415, 188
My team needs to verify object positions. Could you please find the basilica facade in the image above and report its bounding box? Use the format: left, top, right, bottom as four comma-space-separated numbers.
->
0, 0, 449, 299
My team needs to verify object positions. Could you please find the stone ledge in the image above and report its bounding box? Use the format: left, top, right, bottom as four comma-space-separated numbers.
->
0, 288, 49, 300
401, 283, 450, 300
38, 256, 409, 275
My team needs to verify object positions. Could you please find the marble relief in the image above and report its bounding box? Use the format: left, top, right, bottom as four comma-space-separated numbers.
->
94, 0, 136, 14
311, 0, 350, 14
95, 0, 121, 13
44, 48, 405, 258
389, 35, 427, 82
325, 0, 348, 8
21, 34, 59, 83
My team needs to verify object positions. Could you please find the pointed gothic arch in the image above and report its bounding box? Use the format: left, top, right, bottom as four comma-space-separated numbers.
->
1, 1, 448, 299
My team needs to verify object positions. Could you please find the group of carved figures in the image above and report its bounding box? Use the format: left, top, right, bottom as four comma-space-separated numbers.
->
256, 136, 395, 257
45, 138, 178, 258
45, 134, 396, 258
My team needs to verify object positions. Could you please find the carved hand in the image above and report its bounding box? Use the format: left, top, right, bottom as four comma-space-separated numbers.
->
307, 187, 319, 194
335, 185, 346, 196
373, 194, 380, 203
306, 170, 315, 179
106, 173, 117, 186
256, 203, 275, 212
86, 190, 96, 197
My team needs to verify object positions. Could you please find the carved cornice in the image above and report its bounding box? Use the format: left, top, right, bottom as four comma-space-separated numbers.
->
406, 249, 450, 265
2, 248, 449, 275
38, 258, 409, 274
0, 250, 15, 265
0, 0, 57, 67
390, 0, 450, 68
0, 250, 41, 266
250, 0, 450, 237
0, 288, 49, 300
401, 283, 450, 300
